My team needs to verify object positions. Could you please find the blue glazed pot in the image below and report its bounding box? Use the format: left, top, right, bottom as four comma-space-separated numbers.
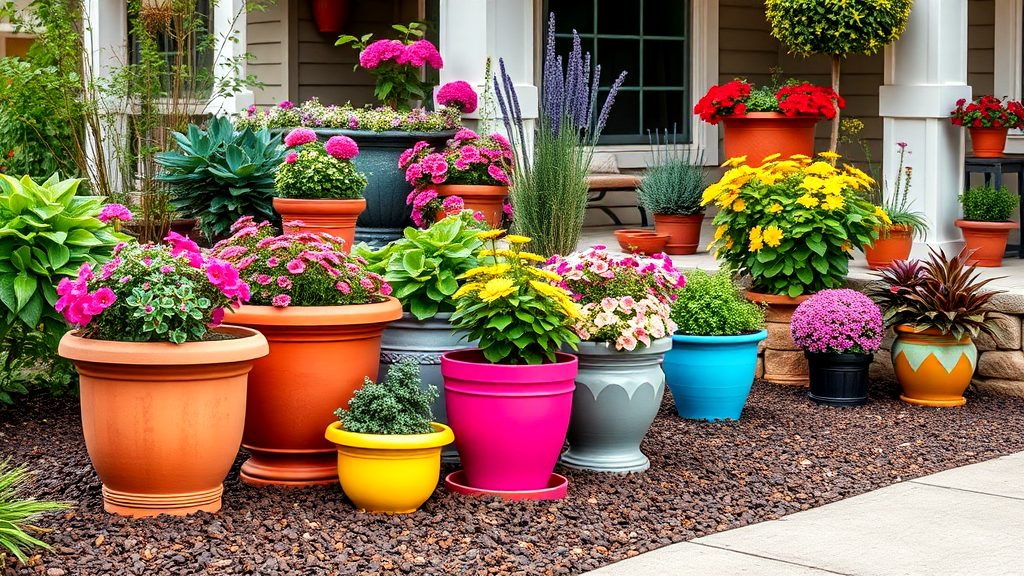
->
664, 330, 768, 421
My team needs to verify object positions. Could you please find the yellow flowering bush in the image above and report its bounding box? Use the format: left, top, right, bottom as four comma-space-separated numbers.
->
704, 153, 886, 297
450, 229, 580, 364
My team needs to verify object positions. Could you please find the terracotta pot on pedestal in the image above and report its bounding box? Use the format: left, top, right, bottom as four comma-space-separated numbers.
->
955, 219, 1019, 267
968, 127, 1009, 158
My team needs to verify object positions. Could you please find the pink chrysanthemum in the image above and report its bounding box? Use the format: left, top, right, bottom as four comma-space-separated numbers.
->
284, 128, 317, 148
437, 81, 478, 113
272, 293, 292, 308
325, 135, 359, 160
790, 289, 883, 354
98, 203, 133, 223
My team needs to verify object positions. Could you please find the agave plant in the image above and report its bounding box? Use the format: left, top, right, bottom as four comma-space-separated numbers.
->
0, 461, 67, 565
866, 249, 1002, 341
155, 116, 286, 241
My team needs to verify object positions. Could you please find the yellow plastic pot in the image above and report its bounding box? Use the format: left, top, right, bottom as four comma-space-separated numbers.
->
324, 421, 454, 513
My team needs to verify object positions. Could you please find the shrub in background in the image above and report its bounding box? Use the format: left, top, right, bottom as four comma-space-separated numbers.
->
334, 358, 436, 435
960, 185, 1018, 222
671, 268, 765, 336
0, 461, 68, 566
636, 129, 706, 217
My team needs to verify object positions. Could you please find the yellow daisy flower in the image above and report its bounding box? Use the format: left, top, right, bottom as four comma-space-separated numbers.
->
804, 162, 835, 177
768, 203, 783, 214
874, 206, 893, 226
796, 194, 819, 209
818, 151, 842, 161
725, 238, 734, 249
721, 155, 748, 168
477, 229, 506, 240
761, 152, 782, 164
478, 277, 516, 302
504, 234, 531, 244
800, 175, 826, 192
749, 236, 764, 252
517, 251, 548, 263
461, 263, 511, 279
732, 198, 747, 212
714, 224, 728, 240
822, 195, 845, 211
453, 282, 483, 299
789, 154, 812, 162
749, 225, 763, 243
762, 225, 784, 247
527, 267, 562, 282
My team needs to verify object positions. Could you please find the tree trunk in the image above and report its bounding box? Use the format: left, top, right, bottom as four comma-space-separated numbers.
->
830, 55, 841, 154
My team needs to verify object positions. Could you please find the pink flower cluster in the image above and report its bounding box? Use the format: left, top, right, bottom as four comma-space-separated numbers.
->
55, 264, 116, 326
325, 135, 359, 160
790, 289, 883, 354
545, 246, 685, 351
165, 231, 250, 305
284, 128, 317, 148
436, 81, 478, 113
98, 204, 133, 223
358, 39, 443, 70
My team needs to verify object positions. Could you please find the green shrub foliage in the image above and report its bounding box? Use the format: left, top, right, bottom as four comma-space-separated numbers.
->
636, 146, 706, 217
275, 143, 367, 200
960, 185, 1018, 222
765, 0, 913, 57
0, 325, 75, 406
672, 268, 766, 336
335, 358, 436, 435
0, 461, 68, 565
156, 117, 287, 241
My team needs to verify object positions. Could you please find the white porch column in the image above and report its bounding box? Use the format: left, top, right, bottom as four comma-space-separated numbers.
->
83, 0, 127, 198
437, 0, 538, 132
206, 0, 254, 115
878, 0, 972, 254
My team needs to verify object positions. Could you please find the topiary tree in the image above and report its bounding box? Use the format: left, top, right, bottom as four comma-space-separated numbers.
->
765, 0, 914, 153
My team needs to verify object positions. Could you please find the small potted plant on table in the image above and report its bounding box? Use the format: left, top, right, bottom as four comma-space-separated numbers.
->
951, 95, 1024, 157
57, 236, 268, 516
664, 268, 767, 421
212, 218, 402, 487
790, 289, 883, 406
636, 130, 707, 254
867, 251, 1002, 406
442, 229, 580, 499
545, 246, 684, 472
955, 184, 1019, 267
325, 358, 454, 514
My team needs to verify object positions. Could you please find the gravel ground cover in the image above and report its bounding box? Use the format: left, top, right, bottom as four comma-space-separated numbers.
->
4, 380, 1024, 576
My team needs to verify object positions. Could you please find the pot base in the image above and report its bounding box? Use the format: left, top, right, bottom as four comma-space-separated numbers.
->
808, 393, 867, 407
559, 451, 649, 473
899, 394, 967, 407
444, 471, 568, 501
239, 454, 338, 487
102, 485, 222, 518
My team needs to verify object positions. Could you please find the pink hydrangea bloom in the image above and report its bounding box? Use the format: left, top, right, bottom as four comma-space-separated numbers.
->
404, 39, 443, 69
98, 203, 133, 223
359, 39, 405, 69
436, 81, 478, 113
284, 128, 317, 148
459, 145, 482, 164
285, 152, 298, 165
325, 135, 359, 160
413, 188, 438, 209
405, 163, 424, 185
454, 128, 479, 142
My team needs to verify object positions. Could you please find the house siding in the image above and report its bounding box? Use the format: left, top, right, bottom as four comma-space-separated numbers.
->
968, 0, 995, 97
248, 1, 292, 106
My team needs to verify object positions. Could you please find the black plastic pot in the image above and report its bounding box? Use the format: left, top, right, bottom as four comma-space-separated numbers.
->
805, 351, 873, 407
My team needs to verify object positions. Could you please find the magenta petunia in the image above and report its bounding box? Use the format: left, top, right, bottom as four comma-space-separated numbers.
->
436, 81, 478, 113
283, 128, 317, 148
487, 164, 511, 185
98, 203, 133, 223
324, 135, 359, 160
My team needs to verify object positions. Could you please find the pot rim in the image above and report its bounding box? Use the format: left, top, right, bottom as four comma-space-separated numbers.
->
440, 348, 578, 381
722, 111, 822, 122
229, 296, 402, 326
745, 290, 811, 306
324, 421, 454, 450
802, 350, 876, 360
434, 184, 509, 196
672, 329, 768, 345
893, 324, 973, 343
272, 197, 367, 210
268, 128, 459, 139
954, 219, 1020, 230
653, 213, 705, 221
573, 337, 672, 356
58, 324, 269, 365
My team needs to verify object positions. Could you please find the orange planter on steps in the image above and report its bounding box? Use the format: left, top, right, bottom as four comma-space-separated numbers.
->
274, 197, 366, 251
864, 225, 914, 270
435, 184, 508, 227
968, 127, 1009, 158
654, 214, 704, 255
228, 298, 403, 487
955, 219, 1019, 267
58, 326, 269, 517
722, 113, 819, 167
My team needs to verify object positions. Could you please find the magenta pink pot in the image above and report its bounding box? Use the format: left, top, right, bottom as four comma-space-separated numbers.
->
441, 349, 577, 491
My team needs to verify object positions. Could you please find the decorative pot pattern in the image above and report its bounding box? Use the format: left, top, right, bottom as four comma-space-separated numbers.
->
274, 197, 366, 251
864, 225, 913, 270
955, 219, 1019, 267
892, 325, 976, 407
378, 312, 476, 463
664, 330, 768, 421
746, 291, 811, 386
722, 112, 818, 167
559, 339, 669, 473
968, 127, 1009, 158
58, 326, 269, 517
805, 351, 873, 406
653, 214, 704, 255
229, 299, 403, 487
435, 184, 508, 227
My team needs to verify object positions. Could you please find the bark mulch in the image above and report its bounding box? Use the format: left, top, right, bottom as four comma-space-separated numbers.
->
4, 380, 1024, 575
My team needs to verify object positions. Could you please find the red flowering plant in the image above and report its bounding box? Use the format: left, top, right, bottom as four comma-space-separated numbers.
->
336, 22, 443, 110
950, 95, 1024, 129
400, 127, 514, 227
694, 79, 844, 125
55, 234, 250, 344
210, 217, 392, 308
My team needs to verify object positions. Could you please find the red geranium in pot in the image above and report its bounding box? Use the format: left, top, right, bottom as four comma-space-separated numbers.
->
950, 95, 1024, 158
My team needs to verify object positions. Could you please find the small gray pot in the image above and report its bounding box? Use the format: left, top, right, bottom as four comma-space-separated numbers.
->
559, 338, 670, 473
378, 312, 475, 463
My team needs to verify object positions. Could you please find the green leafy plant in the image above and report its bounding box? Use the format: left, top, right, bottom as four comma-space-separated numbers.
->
354, 213, 484, 320
765, 0, 913, 152
0, 174, 124, 334
960, 184, 1018, 222
450, 229, 580, 364
334, 358, 436, 435
0, 461, 68, 565
636, 129, 706, 216
671, 268, 765, 336
744, 86, 781, 112
155, 117, 286, 241
866, 250, 1002, 341
234, 97, 461, 133
275, 130, 367, 200
0, 325, 76, 405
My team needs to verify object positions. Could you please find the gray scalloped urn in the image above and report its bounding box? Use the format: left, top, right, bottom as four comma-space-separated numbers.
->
559, 338, 670, 473
378, 312, 474, 463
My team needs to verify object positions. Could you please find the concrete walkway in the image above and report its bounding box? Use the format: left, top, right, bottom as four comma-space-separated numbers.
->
586, 452, 1024, 576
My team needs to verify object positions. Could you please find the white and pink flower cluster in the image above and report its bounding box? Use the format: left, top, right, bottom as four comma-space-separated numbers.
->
358, 39, 442, 70
545, 246, 686, 351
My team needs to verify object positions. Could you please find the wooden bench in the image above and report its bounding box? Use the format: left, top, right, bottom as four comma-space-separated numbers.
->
586, 173, 647, 226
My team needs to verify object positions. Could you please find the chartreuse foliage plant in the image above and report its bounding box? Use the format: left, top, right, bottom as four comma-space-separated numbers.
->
0, 461, 68, 565
960, 185, 1018, 222
354, 213, 485, 320
155, 116, 287, 241
335, 358, 436, 435
449, 229, 580, 364
703, 153, 885, 297
671, 268, 765, 337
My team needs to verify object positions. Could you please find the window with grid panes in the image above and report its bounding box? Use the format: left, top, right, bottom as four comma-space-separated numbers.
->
128, 0, 215, 99
546, 0, 691, 144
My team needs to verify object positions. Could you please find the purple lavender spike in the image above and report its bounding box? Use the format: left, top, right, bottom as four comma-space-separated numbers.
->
596, 71, 628, 136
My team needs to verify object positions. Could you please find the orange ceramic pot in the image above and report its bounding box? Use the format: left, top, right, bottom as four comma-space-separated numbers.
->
864, 225, 914, 270
435, 184, 508, 227
891, 325, 976, 407
654, 213, 704, 255
955, 219, 1019, 267
617, 232, 669, 255
273, 197, 366, 251
58, 326, 269, 517
722, 113, 819, 167
228, 298, 403, 487
746, 291, 812, 386
968, 127, 1009, 158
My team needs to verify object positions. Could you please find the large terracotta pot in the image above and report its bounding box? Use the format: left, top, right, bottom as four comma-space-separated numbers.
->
324, 421, 453, 514
58, 326, 269, 517
864, 225, 914, 270
228, 298, 403, 487
892, 325, 976, 407
955, 219, 1019, 267
653, 213, 704, 255
435, 184, 508, 227
441, 349, 577, 491
722, 112, 819, 167
746, 291, 811, 386
968, 127, 1009, 158
273, 197, 366, 251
